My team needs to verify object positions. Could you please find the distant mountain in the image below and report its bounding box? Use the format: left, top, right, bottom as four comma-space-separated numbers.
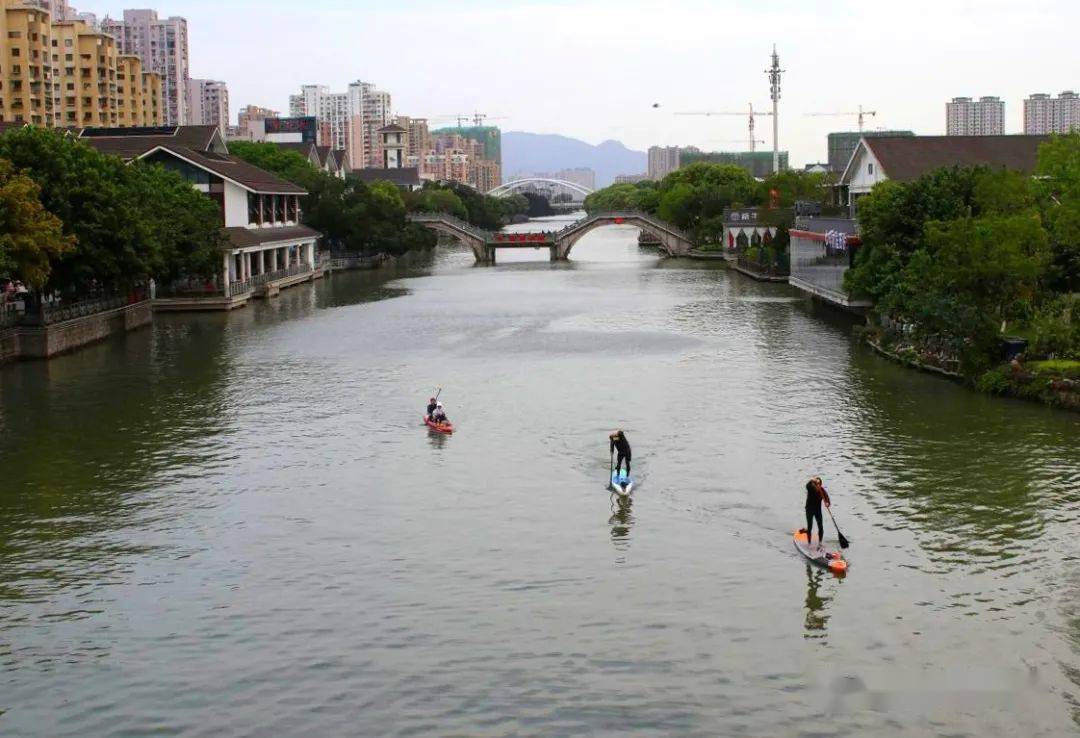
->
502, 132, 646, 188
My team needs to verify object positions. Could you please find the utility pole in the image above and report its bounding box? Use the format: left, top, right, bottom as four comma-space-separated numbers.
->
767, 45, 784, 174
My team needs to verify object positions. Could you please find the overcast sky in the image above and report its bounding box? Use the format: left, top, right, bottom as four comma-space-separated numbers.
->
91, 0, 1078, 165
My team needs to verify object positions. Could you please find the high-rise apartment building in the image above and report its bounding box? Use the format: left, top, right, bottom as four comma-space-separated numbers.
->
0, 2, 162, 127
235, 104, 278, 139
1024, 92, 1080, 135
414, 127, 501, 191
347, 81, 390, 168
394, 116, 432, 161
101, 9, 189, 125
187, 78, 228, 134
647, 145, 681, 180
290, 81, 390, 164
946, 96, 1005, 136
0, 0, 55, 126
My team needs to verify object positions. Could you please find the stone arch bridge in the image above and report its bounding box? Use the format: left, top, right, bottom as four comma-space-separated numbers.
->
407, 211, 693, 264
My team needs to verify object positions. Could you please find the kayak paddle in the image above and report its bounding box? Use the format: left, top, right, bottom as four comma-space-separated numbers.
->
826, 506, 850, 549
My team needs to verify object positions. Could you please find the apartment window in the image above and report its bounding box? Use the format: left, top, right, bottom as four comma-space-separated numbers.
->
7, 32, 21, 39
11, 48, 20, 57
65, 39, 73, 47
868, 162, 874, 175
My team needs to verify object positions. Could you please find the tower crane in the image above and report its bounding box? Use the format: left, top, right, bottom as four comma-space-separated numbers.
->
470, 112, 507, 126
708, 139, 766, 149
806, 104, 878, 131
675, 103, 773, 152
429, 113, 508, 127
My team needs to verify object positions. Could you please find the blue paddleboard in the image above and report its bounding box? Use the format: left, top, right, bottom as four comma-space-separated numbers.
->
611, 470, 633, 495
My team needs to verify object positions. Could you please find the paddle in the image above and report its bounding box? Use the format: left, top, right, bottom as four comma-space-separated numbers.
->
608, 450, 614, 490
826, 505, 850, 549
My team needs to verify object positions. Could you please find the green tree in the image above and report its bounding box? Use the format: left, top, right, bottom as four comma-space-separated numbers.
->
758, 170, 825, 206
0, 159, 74, 288
906, 214, 1049, 370
407, 188, 467, 220
846, 167, 982, 310
1034, 133, 1080, 292
131, 162, 226, 283
0, 126, 222, 293
226, 142, 320, 187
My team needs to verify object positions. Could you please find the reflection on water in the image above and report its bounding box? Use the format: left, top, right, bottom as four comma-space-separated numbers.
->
608, 492, 634, 557
803, 564, 833, 641
0, 220, 1078, 736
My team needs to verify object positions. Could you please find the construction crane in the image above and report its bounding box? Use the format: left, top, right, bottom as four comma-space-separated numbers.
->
806, 104, 878, 132
430, 114, 472, 127
675, 103, 774, 152
470, 112, 507, 126
708, 138, 766, 148
429, 113, 508, 127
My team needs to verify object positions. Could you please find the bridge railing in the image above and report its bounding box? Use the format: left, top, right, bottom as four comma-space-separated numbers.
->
556, 211, 692, 243
407, 212, 492, 241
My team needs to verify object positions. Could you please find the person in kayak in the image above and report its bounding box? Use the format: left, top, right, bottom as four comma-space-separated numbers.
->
426, 397, 438, 419
610, 430, 631, 479
431, 402, 449, 424
804, 477, 832, 549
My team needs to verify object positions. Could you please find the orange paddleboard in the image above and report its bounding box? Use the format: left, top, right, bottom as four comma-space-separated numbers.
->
793, 529, 848, 574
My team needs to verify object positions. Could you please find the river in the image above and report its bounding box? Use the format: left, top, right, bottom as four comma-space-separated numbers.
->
1, 214, 1079, 737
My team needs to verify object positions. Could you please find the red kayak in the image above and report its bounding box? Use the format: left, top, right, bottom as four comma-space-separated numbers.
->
424, 416, 454, 434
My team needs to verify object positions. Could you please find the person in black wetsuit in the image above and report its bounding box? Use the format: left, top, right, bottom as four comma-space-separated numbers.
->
610, 430, 631, 479
805, 477, 832, 549
426, 397, 438, 419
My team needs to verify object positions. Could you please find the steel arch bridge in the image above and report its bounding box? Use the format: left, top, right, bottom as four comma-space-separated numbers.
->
487, 177, 595, 200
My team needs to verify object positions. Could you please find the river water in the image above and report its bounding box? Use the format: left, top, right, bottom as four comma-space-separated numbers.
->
1, 214, 1079, 737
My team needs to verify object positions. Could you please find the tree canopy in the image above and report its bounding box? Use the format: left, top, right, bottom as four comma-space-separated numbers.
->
403, 180, 527, 230
584, 164, 824, 244
847, 133, 1080, 369
0, 160, 74, 289
229, 141, 435, 256
0, 127, 224, 294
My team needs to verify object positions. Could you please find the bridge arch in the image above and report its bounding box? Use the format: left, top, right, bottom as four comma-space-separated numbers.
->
553, 211, 693, 260
407, 212, 493, 262
488, 178, 595, 199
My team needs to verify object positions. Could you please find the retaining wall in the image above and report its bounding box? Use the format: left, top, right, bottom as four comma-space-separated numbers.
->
0, 300, 152, 363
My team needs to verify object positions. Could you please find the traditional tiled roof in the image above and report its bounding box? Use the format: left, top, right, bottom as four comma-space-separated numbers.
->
224, 225, 322, 249
351, 167, 420, 187
77, 125, 224, 159
146, 145, 307, 195
315, 146, 334, 168
850, 135, 1050, 183
379, 123, 407, 133
332, 149, 349, 170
